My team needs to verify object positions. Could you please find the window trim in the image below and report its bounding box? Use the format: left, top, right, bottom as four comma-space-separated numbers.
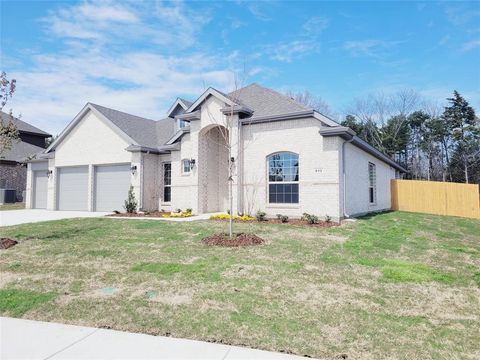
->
181, 159, 191, 175
178, 119, 188, 130
266, 151, 300, 205
162, 162, 172, 204
368, 162, 376, 205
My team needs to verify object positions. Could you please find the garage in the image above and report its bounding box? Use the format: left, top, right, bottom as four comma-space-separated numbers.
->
57, 166, 88, 210
33, 171, 48, 209
94, 164, 131, 212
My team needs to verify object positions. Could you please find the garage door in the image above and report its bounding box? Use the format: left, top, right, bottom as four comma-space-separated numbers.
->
57, 166, 88, 210
94, 164, 131, 212
33, 171, 48, 209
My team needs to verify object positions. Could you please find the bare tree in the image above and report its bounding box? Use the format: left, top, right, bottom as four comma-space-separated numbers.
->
286, 90, 336, 119
0, 72, 19, 156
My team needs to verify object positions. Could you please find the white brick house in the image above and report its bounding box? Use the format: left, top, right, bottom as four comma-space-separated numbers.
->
25, 84, 405, 220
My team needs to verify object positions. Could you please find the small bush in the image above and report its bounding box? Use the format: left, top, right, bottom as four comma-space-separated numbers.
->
276, 214, 289, 223
186, 208, 193, 214
302, 212, 318, 225
325, 214, 332, 223
255, 211, 267, 222
144, 211, 150, 216
175, 208, 182, 213
124, 186, 138, 213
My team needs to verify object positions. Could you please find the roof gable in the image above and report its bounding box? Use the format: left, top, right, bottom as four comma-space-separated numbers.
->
185, 87, 241, 113
166, 98, 192, 117
0, 111, 51, 137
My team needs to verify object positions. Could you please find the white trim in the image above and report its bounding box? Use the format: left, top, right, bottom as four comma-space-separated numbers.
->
185, 87, 236, 113
313, 111, 340, 127
45, 103, 138, 153
166, 98, 190, 117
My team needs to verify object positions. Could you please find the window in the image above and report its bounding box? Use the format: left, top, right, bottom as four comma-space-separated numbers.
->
178, 119, 188, 129
267, 152, 299, 204
163, 163, 171, 203
182, 159, 191, 174
368, 162, 376, 204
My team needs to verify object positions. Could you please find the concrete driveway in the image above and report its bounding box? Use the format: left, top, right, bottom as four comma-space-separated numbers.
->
0, 209, 109, 227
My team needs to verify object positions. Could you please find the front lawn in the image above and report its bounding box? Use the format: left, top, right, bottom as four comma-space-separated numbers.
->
0, 212, 479, 358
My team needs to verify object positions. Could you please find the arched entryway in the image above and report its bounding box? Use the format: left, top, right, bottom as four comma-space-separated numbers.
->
198, 125, 229, 213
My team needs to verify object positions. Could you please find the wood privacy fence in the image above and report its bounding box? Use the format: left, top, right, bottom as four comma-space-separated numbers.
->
391, 179, 480, 219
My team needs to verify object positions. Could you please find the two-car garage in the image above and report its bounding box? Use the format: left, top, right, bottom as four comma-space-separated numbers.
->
32, 163, 131, 212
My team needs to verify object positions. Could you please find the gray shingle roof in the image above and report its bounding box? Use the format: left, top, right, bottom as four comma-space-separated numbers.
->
90, 103, 174, 148
179, 98, 193, 108
0, 139, 45, 162
228, 83, 309, 118
0, 111, 51, 136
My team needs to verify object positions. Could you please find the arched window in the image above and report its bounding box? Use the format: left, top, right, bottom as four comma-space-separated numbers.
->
267, 152, 299, 204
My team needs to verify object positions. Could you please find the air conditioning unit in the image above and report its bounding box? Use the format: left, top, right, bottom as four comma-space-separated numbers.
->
0, 189, 16, 204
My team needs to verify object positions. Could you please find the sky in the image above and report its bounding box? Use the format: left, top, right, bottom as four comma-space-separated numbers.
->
1, 0, 479, 135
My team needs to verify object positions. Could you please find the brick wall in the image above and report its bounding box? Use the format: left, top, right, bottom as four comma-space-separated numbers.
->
0, 162, 27, 201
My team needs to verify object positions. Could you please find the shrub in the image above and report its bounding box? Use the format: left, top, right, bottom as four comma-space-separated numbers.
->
175, 208, 182, 213
124, 186, 138, 213
255, 211, 267, 222
325, 214, 332, 223
276, 214, 289, 223
209, 213, 254, 221
302, 212, 318, 225
186, 208, 193, 214
144, 211, 150, 216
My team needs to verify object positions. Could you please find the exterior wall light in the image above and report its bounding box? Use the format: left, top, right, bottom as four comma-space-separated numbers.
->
46, 170, 53, 178
190, 159, 196, 169
230, 157, 235, 163
130, 165, 137, 175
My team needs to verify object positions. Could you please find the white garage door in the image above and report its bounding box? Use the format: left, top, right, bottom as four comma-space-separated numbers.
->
94, 164, 131, 212
57, 166, 88, 211
33, 171, 48, 209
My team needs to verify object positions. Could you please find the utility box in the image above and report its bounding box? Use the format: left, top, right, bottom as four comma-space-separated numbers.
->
0, 189, 16, 204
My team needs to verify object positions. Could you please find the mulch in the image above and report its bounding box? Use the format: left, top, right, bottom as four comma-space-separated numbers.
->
262, 218, 339, 227
0, 238, 18, 250
202, 233, 265, 247
107, 211, 170, 218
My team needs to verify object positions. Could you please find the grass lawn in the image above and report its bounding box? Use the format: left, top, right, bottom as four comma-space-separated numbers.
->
0, 211, 479, 359
0, 202, 25, 211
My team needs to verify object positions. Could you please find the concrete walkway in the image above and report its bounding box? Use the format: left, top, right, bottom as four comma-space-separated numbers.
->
0, 209, 109, 227
0, 317, 309, 359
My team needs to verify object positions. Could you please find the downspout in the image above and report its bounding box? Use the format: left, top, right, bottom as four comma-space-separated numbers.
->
342, 138, 354, 219
237, 118, 243, 215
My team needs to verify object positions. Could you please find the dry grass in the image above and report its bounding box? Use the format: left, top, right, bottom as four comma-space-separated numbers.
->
0, 212, 479, 359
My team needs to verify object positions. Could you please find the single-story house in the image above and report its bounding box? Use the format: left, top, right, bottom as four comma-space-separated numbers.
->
0, 111, 51, 202
25, 83, 406, 220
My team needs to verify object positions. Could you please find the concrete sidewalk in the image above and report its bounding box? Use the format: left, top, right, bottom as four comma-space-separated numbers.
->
0, 317, 310, 359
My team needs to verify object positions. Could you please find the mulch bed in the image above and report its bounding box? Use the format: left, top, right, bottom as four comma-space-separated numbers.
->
107, 211, 170, 218
0, 238, 18, 249
202, 233, 265, 247
262, 218, 339, 227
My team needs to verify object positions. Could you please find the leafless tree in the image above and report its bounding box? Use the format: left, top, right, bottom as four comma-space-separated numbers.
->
285, 90, 336, 119
0, 72, 19, 156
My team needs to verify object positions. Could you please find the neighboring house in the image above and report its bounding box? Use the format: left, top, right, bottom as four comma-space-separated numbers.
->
25, 84, 406, 219
0, 111, 51, 202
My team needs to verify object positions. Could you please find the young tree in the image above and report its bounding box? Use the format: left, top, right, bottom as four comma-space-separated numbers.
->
0, 72, 19, 156
442, 91, 479, 183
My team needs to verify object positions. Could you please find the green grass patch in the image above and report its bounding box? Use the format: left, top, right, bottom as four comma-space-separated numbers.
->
131, 261, 221, 281
85, 250, 115, 257
0, 289, 55, 316
359, 258, 455, 284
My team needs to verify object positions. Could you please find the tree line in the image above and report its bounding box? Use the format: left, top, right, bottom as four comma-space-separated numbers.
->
289, 89, 479, 184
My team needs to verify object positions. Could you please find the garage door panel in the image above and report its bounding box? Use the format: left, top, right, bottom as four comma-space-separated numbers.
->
57, 166, 88, 211
33, 171, 47, 209
95, 164, 131, 212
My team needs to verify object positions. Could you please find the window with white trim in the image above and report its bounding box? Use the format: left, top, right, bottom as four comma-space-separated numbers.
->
267, 152, 299, 204
182, 159, 191, 174
178, 119, 188, 129
163, 163, 171, 202
368, 162, 376, 204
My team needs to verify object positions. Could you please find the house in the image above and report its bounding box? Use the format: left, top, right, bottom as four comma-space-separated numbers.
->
0, 111, 51, 202
25, 84, 406, 220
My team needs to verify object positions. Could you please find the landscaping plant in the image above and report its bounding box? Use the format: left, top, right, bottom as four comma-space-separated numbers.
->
302, 212, 318, 224
255, 211, 267, 222
123, 186, 138, 213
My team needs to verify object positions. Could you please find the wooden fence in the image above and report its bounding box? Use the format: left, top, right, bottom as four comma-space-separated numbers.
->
391, 179, 480, 219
